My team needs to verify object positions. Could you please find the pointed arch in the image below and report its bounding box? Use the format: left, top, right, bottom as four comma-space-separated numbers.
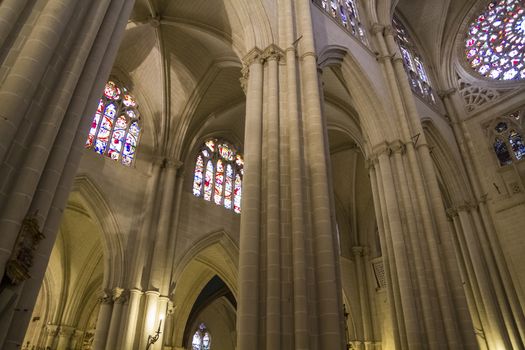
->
171, 231, 239, 348
319, 44, 398, 154
70, 175, 124, 288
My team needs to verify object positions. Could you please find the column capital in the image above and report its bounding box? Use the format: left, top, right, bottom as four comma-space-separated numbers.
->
242, 47, 264, 67
445, 207, 458, 219
261, 44, 284, 62
58, 325, 75, 337
97, 289, 113, 304
240, 47, 263, 93
46, 324, 59, 336
438, 88, 457, 99
370, 23, 385, 35
112, 287, 129, 304
383, 25, 397, 37
352, 246, 366, 257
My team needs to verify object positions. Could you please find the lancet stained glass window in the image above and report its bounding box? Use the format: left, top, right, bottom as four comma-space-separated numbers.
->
191, 323, 211, 350
193, 139, 243, 213
316, 0, 368, 44
492, 109, 525, 165
392, 16, 436, 105
465, 0, 525, 80
85, 80, 141, 166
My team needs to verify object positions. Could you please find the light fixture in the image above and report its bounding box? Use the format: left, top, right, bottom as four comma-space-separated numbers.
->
145, 315, 164, 350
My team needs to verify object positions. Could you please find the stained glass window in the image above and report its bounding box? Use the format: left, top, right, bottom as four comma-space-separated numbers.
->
192, 139, 243, 213
316, 0, 368, 44
392, 16, 436, 105
85, 80, 141, 166
191, 323, 211, 350
491, 109, 525, 165
465, 0, 525, 80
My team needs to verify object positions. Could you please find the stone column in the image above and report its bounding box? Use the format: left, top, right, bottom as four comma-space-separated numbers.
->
70, 330, 85, 350
139, 291, 160, 350
352, 247, 373, 350
105, 288, 127, 350
92, 293, 114, 350
237, 47, 264, 350
44, 325, 59, 350
0, 0, 136, 348
56, 326, 75, 350
120, 289, 143, 350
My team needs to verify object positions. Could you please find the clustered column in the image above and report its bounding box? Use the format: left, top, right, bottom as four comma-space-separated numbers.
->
0, 0, 136, 348
440, 88, 525, 349
366, 20, 478, 349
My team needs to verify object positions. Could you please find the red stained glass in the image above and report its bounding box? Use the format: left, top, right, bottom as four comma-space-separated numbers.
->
465, 0, 525, 80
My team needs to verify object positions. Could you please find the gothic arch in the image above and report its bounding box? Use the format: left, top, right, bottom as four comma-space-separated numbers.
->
71, 175, 124, 288
171, 231, 239, 347
320, 44, 399, 151
422, 120, 472, 207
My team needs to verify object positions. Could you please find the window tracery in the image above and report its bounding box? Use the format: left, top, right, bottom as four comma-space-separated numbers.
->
465, 0, 525, 81
315, 0, 368, 44
491, 109, 525, 165
392, 16, 436, 105
193, 139, 243, 213
85, 80, 141, 166
191, 323, 211, 350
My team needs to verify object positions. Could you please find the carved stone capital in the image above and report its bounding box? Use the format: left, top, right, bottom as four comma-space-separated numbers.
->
112, 287, 129, 304
445, 207, 458, 219
46, 325, 59, 336
164, 158, 183, 169
98, 289, 113, 304
383, 25, 397, 37
437, 88, 457, 99
352, 246, 365, 257
58, 326, 75, 337
370, 23, 385, 35
261, 44, 284, 62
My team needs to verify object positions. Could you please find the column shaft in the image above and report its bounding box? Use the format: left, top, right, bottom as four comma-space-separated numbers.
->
237, 51, 263, 349
92, 300, 113, 350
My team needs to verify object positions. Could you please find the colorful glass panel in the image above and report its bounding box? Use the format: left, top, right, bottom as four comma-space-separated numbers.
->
85, 99, 104, 148
122, 122, 139, 166
192, 139, 242, 213
218, 143, 235, 161
465, 0, 525, 80
393, 16, 436, 104
108, 116, 128, 161
193, 156, 204, 196
85, 80, 141, 166
234, 174, 242, 214
509, 130, 525, 160
317, 0, 367, 44
214, 160, 224, 205
204, 160, 213, 201
191, 324, 211, 350
224, 164, 233, 209
494, 138, 513, 165
104, 81, 121, 100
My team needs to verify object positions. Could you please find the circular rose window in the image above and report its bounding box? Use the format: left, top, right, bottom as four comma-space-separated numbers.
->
465, 0, 525, 80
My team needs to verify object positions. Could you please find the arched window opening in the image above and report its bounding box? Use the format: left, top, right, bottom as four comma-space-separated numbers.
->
392, 16, 436, 105
85, 80, 141, 166
491, 109, 525, 165
192, 323, 211, 350
314, 0, 368, 44
192, 139, 243, 213
465, 0, 524, 81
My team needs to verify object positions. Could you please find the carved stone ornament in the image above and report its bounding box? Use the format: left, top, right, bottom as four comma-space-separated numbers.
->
5, 215, 44, 285
456, 75, 510, 113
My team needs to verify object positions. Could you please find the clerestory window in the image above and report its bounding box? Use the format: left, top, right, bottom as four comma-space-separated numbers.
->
85, 80, 141, 166
193, 139, 243, 214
